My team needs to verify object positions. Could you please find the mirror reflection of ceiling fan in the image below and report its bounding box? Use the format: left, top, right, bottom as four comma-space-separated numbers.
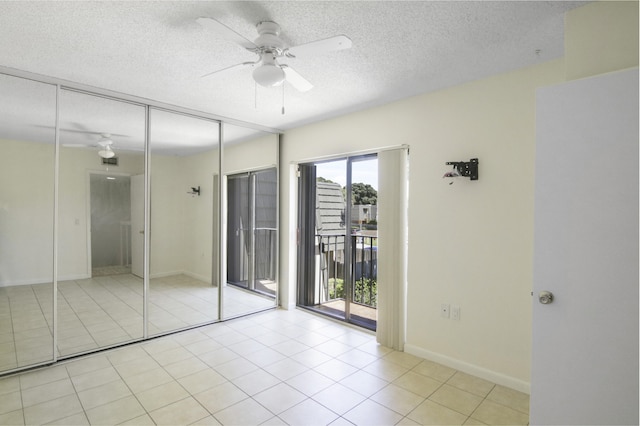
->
60, 130, 128, 158
36, 123, 135, 158
96, 134, 116, 158
34, 123, 130, 158
63, 133, 121, 158
197, 17, 352, 92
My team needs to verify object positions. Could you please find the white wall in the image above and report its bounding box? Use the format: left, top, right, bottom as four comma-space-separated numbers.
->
280, 59, 566, 391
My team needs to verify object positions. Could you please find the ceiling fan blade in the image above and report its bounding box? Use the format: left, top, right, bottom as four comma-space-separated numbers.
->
197, 17, 257, 50
201, 61, 257, 79
286, 35, 352, 58
281, 65, 313, 92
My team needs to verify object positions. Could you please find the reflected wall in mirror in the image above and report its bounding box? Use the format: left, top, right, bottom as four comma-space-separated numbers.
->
0, 74, 56, 372
148, 109, 220, 335
222, 128, 278, 319
57, 89, 145, 357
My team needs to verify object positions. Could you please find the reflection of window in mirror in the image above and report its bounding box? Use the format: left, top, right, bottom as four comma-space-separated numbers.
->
221, 131, 279, 320
148, 108, 222, 336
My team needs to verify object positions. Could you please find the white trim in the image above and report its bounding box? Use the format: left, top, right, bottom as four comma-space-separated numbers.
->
224, 163, 278, 177
404, 343, 531, 394
292, 144, 409, 167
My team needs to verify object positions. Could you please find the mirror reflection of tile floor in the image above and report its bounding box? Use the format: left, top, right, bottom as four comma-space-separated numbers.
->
0, 308, 530, 425
0, 274, 275, 370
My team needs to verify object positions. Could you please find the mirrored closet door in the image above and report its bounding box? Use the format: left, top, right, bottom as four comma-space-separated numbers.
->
221, 127, 278, 319
57, 89, 146, 357
0, 70, 280, 375
148, 109, 220, 336
0, 74, 57, 372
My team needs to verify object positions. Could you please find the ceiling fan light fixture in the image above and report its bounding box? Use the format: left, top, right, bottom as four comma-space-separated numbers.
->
98, 146, 115, 158
252, 63, 285, 87
97, 135, 115, 158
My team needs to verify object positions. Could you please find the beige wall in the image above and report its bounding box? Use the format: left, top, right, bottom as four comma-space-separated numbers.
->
565, 1, 639, 80
279, 1, 638, 392
149, 133, 278, 282
280, 60, 565, 391
0, 141, 145, 285
0, 140, 55, 285
0, 133, 277, 286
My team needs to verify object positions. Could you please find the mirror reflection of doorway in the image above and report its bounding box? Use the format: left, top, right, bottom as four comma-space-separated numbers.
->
227, 168, 277, 297
89, 173, 133, 277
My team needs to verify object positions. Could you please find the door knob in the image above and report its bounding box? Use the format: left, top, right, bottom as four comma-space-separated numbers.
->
538, 291, 554, 304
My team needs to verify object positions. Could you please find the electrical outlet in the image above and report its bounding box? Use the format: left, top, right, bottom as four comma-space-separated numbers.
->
451, 305, 460, 321
440, 303, 450, 319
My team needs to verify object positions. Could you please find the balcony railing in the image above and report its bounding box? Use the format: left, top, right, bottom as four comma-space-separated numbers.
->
317, 233, 377, 308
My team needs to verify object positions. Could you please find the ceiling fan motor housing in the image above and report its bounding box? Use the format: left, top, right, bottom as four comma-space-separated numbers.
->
252, 21, 287, 86
254, 21, 285, 55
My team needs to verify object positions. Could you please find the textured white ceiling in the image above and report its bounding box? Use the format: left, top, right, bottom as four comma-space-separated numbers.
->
0, 1, 587, 133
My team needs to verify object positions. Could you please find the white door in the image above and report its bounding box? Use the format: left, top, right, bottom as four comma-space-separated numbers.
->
531, 68, 638, 425
130, 174, 144, 278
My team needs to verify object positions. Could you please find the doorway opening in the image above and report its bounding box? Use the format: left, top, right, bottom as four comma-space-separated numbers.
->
297, 155, 378, 330
89, 173, 133, 277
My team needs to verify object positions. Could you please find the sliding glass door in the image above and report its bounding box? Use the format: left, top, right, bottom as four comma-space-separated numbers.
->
297, 155, 378, 330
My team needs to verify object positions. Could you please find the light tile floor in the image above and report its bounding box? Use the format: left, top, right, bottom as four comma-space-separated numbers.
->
0, 309, 530, 425
0, 274, 275, 370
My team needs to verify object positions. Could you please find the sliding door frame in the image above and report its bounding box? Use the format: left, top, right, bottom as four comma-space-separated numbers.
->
296, 152, 378, 329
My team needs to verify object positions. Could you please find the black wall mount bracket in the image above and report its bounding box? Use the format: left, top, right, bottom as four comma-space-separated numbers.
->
445, 158, 479, 180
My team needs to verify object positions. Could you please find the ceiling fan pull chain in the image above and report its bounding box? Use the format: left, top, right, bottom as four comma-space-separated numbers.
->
281, 83, 285, 115
254, 81, 257, 110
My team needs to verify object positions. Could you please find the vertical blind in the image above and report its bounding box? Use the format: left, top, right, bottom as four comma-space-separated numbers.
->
376, 147, 409, 350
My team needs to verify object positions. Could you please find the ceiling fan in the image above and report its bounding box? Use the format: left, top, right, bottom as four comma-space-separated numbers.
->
197, 17, 352, 92
59, 131, 123, 158
96, 134, 116, 158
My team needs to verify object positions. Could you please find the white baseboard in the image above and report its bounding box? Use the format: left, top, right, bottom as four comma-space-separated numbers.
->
0, 277, 51, 287
182, 271, 211, 284
150, 270, 212, 285
0, 273, 92, 287
60, 273, 92, 281
404, 343, 531, 394
149, 270, 182, 279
